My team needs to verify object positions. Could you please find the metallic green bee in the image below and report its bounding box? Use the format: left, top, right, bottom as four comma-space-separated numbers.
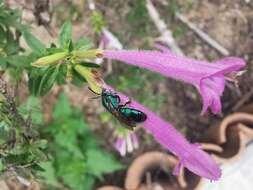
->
91, 88, 147, 130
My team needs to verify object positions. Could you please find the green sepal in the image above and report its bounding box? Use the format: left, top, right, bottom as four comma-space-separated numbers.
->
74, 64, 102, 94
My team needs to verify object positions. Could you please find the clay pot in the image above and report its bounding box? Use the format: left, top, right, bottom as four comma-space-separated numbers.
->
96, 186, 124, 190
206, 112, 253, 164
125, 151, 186, 190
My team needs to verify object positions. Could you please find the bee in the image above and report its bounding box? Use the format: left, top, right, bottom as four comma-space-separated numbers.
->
91, 88, 147, 130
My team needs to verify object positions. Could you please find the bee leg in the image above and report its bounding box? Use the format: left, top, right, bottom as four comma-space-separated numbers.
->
119, 98, 132, 108
124, 125, 134, 131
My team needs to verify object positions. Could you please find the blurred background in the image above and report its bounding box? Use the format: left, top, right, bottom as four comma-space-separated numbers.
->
1, 0, 253, 190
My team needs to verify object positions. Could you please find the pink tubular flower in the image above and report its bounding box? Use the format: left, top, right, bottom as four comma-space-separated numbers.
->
114, 137, 126, 156
97, 28, 123, 64
114, 133, 139, 156
103, 45, 246, 114
99, 28, 123, 50
108, 87, 221, 180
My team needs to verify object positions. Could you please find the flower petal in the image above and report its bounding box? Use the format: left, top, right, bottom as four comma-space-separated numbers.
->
103, 49, 245, 114
130, 133, 139, 149
114, 137, 126, 156
173, 162, 183, 176
106, 86, 221, 180
126, 133, 134, 153
100, 28, 123, 50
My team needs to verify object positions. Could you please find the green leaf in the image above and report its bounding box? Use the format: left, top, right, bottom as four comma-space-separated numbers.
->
0, 25, 6, 42
33, 139, 48, 149
6, 54, 36, 69
56, 64, 67, 85
38, 65, 59, 96
67, 39, 74, 53
18, 96, 43, 125
38, 161, 58, 186
56, 158, 87, 190
30, 148, 48, 162
53, 93, 72, 119
86, 149, 123, 179
28, 70, 44, 96
71, 69, 87, 87
4, 30, 19, 54
75, 37, 93, 50
79, 62, 100, 68
58, 21, 72, 49
54, 131, 83, 159
0, 57, 7, 67
81, 175, 95, 190
0, 159, 5, 172
23, 31, 46, 55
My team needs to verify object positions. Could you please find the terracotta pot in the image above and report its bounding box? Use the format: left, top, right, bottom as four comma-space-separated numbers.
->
199, 143, 223, 154
208, 113, 253, 144
125, 151, 186, 190
96, 186, 124, 190
206, 112, 253, 164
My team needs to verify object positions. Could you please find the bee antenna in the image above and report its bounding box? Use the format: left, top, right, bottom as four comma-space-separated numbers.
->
90, 96, 101, 100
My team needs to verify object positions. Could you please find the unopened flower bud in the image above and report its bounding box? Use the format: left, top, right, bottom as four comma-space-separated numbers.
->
31, 52, 68, 67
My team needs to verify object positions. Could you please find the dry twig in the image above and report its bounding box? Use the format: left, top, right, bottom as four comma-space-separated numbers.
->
154, 0, 230, 56
175, 13, 230, 56
232, 88, 253, 111
146, 0, 184, 55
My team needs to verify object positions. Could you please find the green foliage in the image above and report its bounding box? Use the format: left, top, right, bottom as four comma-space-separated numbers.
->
0, 0, 33, 79
86, 149, 123, 179
1, 1, 95, 97
39, 93, 123, 190
18, 96, 43, 125
0, 92, 47, 177
29, 65, 61, 97
22, 30, 46, 55
173, 24, 188, 39
127, 0, 149, 36
0, 2, 95, 97
90, 11, 106, 34
37, 65, 60, 96
1, 89, 123, 190
75, 37, 93, 50
0, 0, 26, 56
58, 20, 72, 49
25, 21, 95, 96
37, 161, 58, 186
166, 0, 180, 16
